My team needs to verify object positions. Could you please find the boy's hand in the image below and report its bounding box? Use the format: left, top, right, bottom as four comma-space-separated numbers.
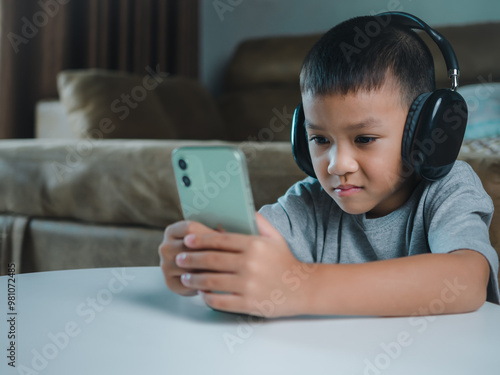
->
158, 220, 218, 296
174, 213, 312, 318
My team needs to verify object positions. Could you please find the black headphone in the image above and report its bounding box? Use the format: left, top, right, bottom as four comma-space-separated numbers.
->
291, 12, 468, 182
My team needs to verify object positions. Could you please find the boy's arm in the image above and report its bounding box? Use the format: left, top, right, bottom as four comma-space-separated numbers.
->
175, 213, 491, 317
176, 215, 490, 317
304, 249, 489, 316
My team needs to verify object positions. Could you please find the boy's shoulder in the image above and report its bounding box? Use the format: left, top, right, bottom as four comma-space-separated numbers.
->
420, 160, 493, 216
445, 160, 478, 179
426, 160, 487, 196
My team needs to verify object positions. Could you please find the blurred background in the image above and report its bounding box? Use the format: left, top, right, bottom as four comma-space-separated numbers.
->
1, 0, 499, 139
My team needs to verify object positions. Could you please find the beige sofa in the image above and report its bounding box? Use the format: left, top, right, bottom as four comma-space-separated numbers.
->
1, 21, 500, 276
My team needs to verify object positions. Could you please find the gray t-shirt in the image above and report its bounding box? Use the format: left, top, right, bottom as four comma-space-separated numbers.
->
259, 160, 500, 304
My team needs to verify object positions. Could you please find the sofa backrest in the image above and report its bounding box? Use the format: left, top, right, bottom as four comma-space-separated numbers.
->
219, 22, 500, 141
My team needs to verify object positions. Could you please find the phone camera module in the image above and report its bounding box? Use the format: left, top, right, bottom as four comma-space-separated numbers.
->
178, 159, 187, 170
182, 175, 191, 187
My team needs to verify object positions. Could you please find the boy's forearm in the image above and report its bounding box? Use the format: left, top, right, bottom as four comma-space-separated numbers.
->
299, 250, 489, 317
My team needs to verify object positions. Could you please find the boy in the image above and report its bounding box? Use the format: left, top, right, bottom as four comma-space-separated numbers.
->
158, 15, 499, 317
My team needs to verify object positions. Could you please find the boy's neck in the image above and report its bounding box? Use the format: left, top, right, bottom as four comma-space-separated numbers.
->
365, 173, 422, 219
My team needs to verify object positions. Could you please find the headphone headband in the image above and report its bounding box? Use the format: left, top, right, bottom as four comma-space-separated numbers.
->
377, 12, 460, 90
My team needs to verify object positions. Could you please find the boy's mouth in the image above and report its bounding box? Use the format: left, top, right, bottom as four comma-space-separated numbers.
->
333, 184, 362, 197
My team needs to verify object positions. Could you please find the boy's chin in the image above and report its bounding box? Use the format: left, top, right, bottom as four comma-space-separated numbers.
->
337, 202, 383, 218
336, 204, 371, 216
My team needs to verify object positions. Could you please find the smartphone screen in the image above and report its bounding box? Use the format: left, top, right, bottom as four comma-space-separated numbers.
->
172, 146, 258, 235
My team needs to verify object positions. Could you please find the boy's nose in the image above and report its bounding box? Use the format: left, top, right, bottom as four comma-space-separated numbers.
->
327, 145, 358, 176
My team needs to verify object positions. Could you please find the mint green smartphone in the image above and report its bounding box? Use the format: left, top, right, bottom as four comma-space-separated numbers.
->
172, 146, 258, 235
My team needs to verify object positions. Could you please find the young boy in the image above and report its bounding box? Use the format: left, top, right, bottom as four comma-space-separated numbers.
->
159, 15, 500, 318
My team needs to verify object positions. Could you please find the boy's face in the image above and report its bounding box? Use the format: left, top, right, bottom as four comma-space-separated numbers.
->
302, 81, 417, 218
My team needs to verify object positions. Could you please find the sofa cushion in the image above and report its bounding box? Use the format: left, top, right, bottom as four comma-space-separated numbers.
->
57, 69, 226, 140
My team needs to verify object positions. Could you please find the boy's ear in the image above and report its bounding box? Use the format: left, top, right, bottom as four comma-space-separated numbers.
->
291, 103, 317, 178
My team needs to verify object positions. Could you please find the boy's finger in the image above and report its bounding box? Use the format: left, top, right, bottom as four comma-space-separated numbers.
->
176, 250, 241, 272
165, 220, 216, 240
200, 292, 268, 317
180, 272, 243, 294
166, 275, 198, 297
183, 231, 249, 252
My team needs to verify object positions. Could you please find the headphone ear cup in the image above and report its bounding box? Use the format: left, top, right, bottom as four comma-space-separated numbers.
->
402, 90, 467, 181
402, 92, 432, 176
291, 103, 317, 178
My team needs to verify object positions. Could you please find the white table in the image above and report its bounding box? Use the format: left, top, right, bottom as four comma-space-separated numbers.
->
1, 267, 499, 375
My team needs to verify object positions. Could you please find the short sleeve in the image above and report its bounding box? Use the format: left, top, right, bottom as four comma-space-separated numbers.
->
424, 161, 500, 304
258, 177, 327, 263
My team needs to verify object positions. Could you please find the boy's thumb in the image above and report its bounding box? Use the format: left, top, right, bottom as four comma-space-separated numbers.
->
255, 212, 282, 239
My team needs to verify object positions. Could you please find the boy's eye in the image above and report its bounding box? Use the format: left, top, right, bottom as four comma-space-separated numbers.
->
355, 136, 376, 144
309, 136, 329, 145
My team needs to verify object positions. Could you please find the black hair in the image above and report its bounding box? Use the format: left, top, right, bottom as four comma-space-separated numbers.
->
300, 15, 436, 108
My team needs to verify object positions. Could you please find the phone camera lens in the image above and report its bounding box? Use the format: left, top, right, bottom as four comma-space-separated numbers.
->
182, 175, 191, 187
178, 159, 187, 170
